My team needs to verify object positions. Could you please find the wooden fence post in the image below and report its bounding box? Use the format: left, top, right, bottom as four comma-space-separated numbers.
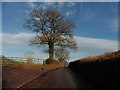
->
11, 57, 13, 63
4, 57, 44, 64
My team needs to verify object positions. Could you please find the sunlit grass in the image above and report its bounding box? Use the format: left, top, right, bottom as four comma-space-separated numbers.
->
76, 51, 120, 62
2, 61, 64, 71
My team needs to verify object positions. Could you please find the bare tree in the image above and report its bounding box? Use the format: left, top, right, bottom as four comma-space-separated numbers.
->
24, 50, 34, 64
24, 8, 77, 61
55, 48, 69, 63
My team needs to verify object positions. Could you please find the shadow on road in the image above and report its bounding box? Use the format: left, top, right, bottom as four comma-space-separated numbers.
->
66, 67, 93, 88
41, 67, 92, 88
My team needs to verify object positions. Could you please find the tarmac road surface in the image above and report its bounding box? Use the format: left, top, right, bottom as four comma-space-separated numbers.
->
18, 67, 92, 89
41, 67, 92, 88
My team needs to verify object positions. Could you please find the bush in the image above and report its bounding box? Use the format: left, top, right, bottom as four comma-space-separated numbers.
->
45, 58, 59, 64
69, 51, 120, 88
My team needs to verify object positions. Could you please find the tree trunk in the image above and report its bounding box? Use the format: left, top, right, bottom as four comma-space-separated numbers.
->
49, 44, 54, 60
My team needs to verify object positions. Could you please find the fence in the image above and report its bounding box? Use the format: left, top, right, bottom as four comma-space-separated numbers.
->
0, 56, 45, 64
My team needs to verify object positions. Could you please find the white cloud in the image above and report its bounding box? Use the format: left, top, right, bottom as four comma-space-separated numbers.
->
68, 36, 118, 61
0, 33, 2, 55
1, 32, 118, 61
27, 2, 37, 8
80, 2, 84, 11
26, 0, 120, 2
37, 2, 76, 16
27, 0, 38, 2
67, 2, 76, 7
38, 2, 56, 9
30, 0, 80, 2
44, 2, 55, 6
75, 36, 118, 50
107, 18, 118, 31
83, 9, 96, 20
57, 2, 65, 8
25, 9, 30, 14
2, 32, 35, 48
65, 10, 76, 16
38, 2, 66, 9
1, 32, 48, 59
2, 0, 120, 2
33, 50, 48, 59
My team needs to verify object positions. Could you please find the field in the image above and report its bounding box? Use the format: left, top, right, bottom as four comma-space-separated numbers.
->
69, 51, 120, 88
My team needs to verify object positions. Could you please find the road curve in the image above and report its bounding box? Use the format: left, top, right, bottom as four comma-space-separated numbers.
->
18, 67, 92, 89
41, 67, 92, 88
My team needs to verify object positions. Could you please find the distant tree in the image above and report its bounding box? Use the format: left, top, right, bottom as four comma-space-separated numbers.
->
24, 8, 77, 62
0, 55, 6, 63
0, 55, 12, 63
55, 48, 69, 63
24, 50, 34, 64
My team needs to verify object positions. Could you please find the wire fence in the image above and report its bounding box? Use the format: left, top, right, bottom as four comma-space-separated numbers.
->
0, 57, 45, 64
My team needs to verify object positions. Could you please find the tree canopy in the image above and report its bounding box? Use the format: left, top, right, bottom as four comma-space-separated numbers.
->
24, 8, 77, 61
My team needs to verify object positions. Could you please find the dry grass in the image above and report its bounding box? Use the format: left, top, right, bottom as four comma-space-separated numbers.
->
1, 55, 64, 70
2, 62, 64, 71
76, 51, 120, 62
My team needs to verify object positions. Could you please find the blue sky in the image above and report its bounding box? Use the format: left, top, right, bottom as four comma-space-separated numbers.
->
1, 2, 118, 61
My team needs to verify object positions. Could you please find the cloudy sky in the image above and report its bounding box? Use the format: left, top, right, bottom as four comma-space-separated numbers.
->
1, 1, 118, 61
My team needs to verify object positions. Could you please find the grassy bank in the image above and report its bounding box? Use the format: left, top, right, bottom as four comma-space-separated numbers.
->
2, 62, 64, 71
69, 51, 120, 88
